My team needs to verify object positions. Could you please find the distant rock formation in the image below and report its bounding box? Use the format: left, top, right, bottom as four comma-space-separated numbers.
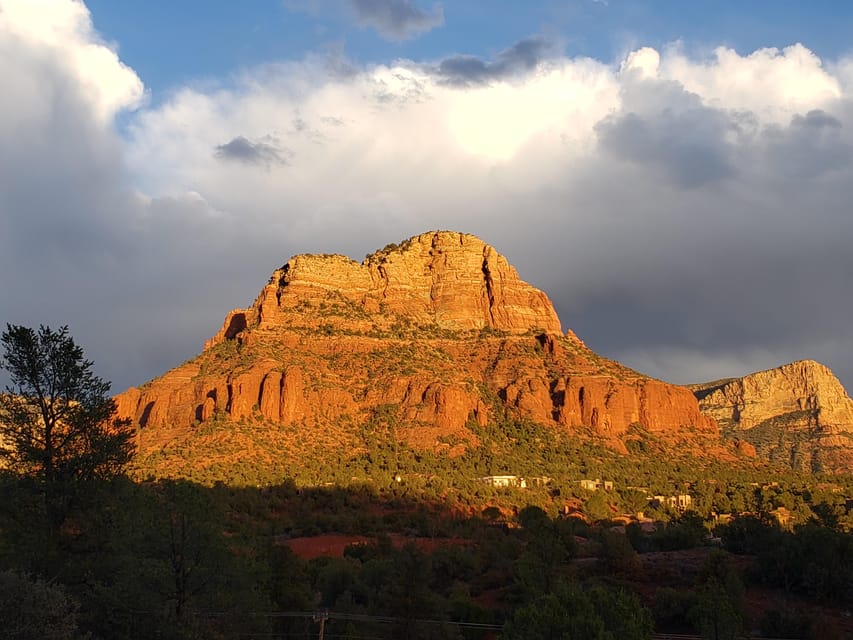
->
116, 231, 719, 480
691, 360, 853, 472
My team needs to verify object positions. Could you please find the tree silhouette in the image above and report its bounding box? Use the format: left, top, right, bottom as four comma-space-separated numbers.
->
0, 324, 135, 525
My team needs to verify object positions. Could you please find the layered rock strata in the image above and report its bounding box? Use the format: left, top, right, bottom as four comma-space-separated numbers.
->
691, 360, 853, 472
206, 231, 562, 350
117, 231, 719, 477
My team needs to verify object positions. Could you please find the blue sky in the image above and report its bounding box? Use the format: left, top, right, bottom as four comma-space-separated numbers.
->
86, 1, 853, 102
2, 0, 853, 395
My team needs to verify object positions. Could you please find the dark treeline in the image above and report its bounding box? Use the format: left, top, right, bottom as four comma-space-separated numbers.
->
1, 475, 852, 639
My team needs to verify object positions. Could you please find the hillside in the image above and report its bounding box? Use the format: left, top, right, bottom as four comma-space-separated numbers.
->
691, 360, 853, 473
117, 231, 725, 483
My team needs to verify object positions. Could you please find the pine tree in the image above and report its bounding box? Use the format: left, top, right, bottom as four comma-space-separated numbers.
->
0, 324, 135, 524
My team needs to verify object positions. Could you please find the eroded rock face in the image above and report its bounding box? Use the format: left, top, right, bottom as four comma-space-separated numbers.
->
692, 360, 853, 472
207, 231, 562, 349
116, 231, 720, 478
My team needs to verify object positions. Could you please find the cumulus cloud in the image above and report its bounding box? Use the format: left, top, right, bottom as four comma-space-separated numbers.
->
0, 0, 143, 120
0, 0, 266, 389
4, 0, 853, 395
124, 41, 853, 390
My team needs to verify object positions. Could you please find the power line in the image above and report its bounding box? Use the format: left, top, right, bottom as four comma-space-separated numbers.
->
123, 608, 505, 637
249, 609, 504, 630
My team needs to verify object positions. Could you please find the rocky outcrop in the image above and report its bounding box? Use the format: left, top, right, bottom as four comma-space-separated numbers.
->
116, 231, 721, 479
502, 375, 714, 436
692, 360, 853, 429
206, 231, 562, 350
691, 360, 853, 472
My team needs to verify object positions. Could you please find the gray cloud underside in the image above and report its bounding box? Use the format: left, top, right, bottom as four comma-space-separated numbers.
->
528, 104, 853, 385
348, 0, 443, 40
214, 136, 290, 166
4, 25, 853, 398
436, 36, 557, 86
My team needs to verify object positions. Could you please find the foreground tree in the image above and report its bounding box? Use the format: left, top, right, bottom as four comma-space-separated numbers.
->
502, 581, 653, 640
0, 325, 134, 522
0, 569, 80, 639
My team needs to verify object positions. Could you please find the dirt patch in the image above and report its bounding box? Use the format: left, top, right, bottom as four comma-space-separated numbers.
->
279, 534, 374, 559
279, 533, 470, 559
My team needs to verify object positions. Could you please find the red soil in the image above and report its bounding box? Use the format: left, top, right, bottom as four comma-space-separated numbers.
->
279, 533, 470, 560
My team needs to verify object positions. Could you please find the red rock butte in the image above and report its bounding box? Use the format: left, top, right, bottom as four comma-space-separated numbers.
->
207, 231, 563, 349
117, 230, 723, 478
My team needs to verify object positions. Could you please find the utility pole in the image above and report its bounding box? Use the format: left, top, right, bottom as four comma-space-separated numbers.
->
313, 610, 329, 640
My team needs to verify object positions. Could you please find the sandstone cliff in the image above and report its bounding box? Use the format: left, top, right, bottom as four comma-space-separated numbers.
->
117, 231, 720, 481
205, 232, 562, 351
691, 360, 853, 472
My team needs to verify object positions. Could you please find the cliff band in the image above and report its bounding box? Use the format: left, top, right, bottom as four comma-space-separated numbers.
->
117, 231, 721, 478
691, 360, 853, 472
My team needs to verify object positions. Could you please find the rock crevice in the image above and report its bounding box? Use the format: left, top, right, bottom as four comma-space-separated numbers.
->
117, 231, 726, 474
691, 360, 853, 472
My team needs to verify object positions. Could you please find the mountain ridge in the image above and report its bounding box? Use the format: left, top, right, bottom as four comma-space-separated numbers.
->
114, 231, 851, 481
690, 359, 853, 472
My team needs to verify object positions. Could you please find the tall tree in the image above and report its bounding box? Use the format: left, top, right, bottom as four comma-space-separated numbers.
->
0, 325, 134, 520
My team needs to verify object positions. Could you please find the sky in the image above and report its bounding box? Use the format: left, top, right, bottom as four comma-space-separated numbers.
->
1, 0, 853, 395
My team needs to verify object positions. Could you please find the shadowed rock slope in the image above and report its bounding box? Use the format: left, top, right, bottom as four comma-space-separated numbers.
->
117, 231, 720, 481
691, 360, 853, 473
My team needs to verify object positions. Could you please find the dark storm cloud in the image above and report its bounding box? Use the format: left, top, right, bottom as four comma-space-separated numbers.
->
522, 103, 853, 389
758, 109, 852, 179
593, 75, 740, 188
792, 109, 841, 129
596, 108, 736, 187
7, 13, 853, 403
348, 0, 443, 41
142, 56, 853, 394
214, 136, 290, 166
0, 81, 138, 389
436, 36, 557, 86
0, 25, 292, 392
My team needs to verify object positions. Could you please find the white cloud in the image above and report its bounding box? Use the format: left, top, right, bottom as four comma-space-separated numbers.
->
0, 0, 143, 121
2, 3, 853, 394
621, 46, 659, 79
124, 40, 853, 387
662, 43, 841, 121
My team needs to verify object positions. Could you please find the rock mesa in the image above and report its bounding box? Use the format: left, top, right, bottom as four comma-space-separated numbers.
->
117, 231, 719, 479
